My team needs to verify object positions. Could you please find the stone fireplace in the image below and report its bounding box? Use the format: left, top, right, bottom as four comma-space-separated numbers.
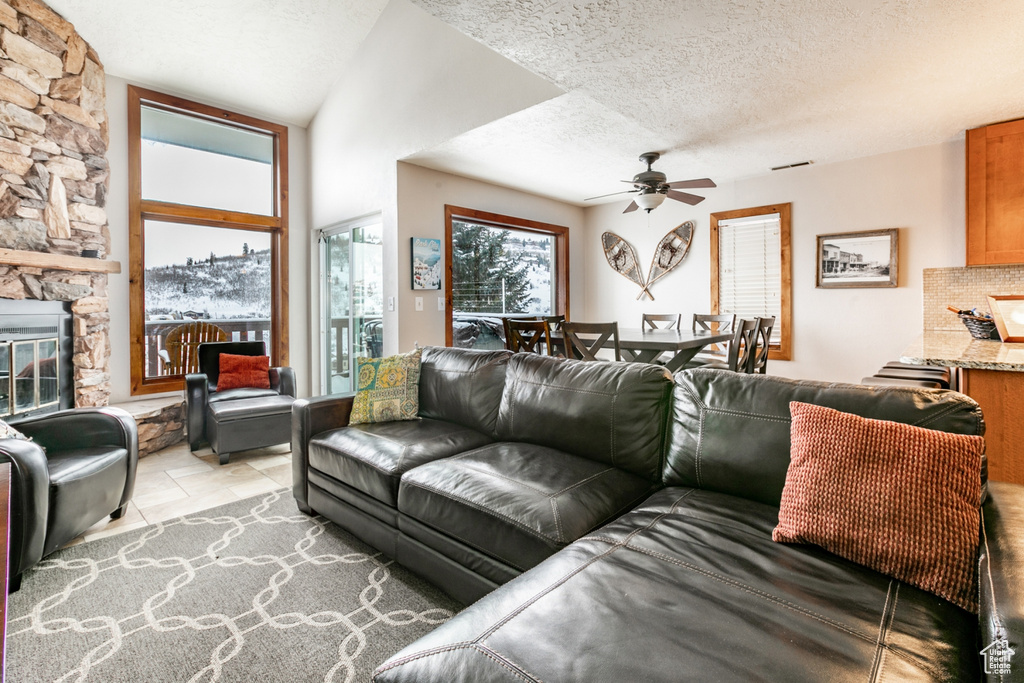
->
0, 0, 113, 409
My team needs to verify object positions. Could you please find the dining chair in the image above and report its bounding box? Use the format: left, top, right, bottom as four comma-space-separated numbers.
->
748, 316, 776, 374
642, 313, 681, 331
506, 319, 554, 355
688, 318, 757, 372
501, 317, 525, 351
562, 321, 621, 361
543, 315, 567, 357
689, 313, 736, 364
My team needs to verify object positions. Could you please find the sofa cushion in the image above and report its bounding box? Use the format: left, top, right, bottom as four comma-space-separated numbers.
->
666, 369, 985, 507
495, 353, 673, 481
308, 418, 493, 507
208, 387, 279, 404
374, 487, 979, 683
774, 401, 984, 613
45, 448, 128, 555
350, 349, 422, 425
208, 395, 295, 422
397, 442, 656, 571
418, 346, 512, 435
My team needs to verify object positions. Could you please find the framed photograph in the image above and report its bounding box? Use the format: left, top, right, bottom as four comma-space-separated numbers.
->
988, 295, 1024, 342
816, 228, 898, 288
411, 237, 441, 290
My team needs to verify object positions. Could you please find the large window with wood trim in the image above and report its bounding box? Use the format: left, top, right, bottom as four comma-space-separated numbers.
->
444, 206, 569, 349
128, 86, 288, 395
710, 203, 792, 361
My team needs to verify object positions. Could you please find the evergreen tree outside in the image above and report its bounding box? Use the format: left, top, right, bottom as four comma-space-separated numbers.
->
452, 221, 538, 314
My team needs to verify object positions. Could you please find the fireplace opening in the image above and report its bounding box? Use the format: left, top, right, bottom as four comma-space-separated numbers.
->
0, 300, 73, 422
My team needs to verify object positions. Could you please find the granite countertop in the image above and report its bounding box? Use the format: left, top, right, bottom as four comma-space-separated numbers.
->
900, 330, 1024, 372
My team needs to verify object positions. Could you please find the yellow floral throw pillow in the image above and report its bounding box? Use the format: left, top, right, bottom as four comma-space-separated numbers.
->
349, 349, 422, 425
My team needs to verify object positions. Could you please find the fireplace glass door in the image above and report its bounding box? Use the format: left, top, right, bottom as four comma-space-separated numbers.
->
6, 338, 59, 418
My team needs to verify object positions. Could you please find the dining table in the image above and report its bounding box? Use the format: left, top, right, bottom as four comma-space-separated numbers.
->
614, 327, 733, 372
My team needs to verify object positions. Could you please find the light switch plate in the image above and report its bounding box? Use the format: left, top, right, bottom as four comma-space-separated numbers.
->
415, 297, 423, 311
387, 296, 395, 311
438, 297, 444, 311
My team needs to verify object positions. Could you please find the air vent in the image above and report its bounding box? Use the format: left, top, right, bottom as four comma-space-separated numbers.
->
0, 325, 58, 336
771, 161, 813, 171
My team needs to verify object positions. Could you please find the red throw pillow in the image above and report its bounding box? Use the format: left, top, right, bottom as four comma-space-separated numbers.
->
773, 401, 984, 613
217, 354, 271, 390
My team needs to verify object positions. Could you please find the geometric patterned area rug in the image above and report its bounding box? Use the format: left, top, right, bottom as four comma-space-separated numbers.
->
6, 489, 461, 682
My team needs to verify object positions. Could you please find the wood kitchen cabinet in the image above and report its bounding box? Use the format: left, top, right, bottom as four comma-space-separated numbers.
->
960, 368, 1024, 485
967, 117, 1024, 265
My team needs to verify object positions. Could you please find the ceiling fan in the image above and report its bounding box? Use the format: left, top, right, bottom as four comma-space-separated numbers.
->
585, 152, 716, 213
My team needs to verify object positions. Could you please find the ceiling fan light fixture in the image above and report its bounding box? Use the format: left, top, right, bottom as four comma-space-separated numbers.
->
635, 192, 666, 212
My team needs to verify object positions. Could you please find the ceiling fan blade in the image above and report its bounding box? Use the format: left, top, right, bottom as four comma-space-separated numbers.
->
666, 189, 705, 206
623, 201, 639, 214
584, 189, 637, 201
667, 178, 717, 189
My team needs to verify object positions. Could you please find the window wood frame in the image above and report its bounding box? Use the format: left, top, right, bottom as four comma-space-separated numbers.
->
128, 85, 289, 395
444, 205, 569, 347
710, 203, 792, 361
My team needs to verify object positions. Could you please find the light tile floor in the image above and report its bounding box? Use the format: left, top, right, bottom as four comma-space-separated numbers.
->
65, 441, 293, 547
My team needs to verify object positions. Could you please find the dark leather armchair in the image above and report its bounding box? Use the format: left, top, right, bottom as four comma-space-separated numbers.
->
185, 341, 296, 464
0, 407, 138, 591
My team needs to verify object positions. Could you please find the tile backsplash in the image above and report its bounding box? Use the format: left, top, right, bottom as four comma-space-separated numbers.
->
924, 265, 1024, 330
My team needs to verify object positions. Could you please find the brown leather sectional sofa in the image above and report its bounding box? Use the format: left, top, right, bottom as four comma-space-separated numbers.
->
292, 346, 1019, 682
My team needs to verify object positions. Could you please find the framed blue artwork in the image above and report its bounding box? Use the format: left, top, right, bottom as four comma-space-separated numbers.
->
411, 237, 441, 290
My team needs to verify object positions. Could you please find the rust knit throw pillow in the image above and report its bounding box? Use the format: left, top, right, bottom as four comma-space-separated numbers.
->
217, 354, 271, 390
773, 401, 985, 613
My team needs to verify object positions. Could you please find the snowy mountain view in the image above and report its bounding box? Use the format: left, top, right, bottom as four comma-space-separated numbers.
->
145, 246, 271, 319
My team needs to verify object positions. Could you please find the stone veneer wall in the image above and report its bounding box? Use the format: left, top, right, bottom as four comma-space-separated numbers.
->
0, 0, 110, 407
923, 265, 1024, 331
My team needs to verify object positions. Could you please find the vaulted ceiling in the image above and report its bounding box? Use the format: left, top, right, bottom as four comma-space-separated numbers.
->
44, 0, 1024, 205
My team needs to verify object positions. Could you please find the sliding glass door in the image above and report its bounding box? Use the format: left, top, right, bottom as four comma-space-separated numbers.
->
321, 219, 383, 394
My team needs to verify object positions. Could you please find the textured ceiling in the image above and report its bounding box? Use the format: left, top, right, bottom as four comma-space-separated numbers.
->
40, 0, 1024, 203
407, 0, 1024, 202
44, 0, 389, 126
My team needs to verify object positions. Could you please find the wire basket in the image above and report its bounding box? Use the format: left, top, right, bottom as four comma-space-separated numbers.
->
960, 313, 999, 340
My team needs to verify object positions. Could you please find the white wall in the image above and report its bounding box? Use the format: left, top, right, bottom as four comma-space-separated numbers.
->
104, 74, 312, 402
395, 162, 585, 352
582, 141, 966, 384
307, 0, 563, 385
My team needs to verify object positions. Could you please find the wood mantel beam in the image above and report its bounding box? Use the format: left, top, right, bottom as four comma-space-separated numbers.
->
0, 248, 121, 274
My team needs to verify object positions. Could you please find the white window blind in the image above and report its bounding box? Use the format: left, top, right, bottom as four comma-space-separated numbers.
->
718, 213, 781, 344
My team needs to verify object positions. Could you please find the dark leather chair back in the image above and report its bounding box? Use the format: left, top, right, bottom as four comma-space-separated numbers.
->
496, 353, 673, 482
419, 347, 512, 436
666, 369, 985, 507
198, 341, 266, 388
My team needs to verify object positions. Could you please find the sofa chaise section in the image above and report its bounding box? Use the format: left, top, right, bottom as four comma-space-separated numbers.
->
373, 370, 990, 682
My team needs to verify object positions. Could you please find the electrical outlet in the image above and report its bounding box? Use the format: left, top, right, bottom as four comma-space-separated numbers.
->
437, 297, 444, 311
415, 297, 423, 311
387, 296, 395, 311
